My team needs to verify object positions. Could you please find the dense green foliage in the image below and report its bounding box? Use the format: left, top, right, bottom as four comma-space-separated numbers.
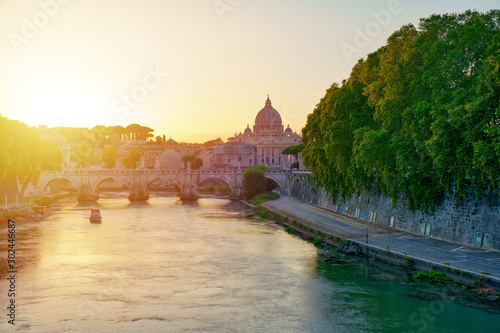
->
101, 147, 118, 168
302, 10, 500, 212
0, 116, 62, 196
412, 269, 448, 281
283, 144, 304, 169
312, 236, 324, 247
258, 209, 270, 219
282, 143, 305, 157
182, 155, 203, 170
242, 165, 268, 200
122, 148, 142, 169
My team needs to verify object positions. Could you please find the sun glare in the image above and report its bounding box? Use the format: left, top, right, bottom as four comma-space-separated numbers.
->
16, 69, 106, 128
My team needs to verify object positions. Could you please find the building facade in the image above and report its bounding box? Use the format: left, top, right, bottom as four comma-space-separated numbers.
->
213, 142, 257, 169
226, 96, 302, 169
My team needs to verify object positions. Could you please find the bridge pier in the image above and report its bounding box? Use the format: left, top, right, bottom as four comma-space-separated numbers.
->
179, 193, 198, 201
78, 193, 99, 201
129, 193, 150, 201
78, 186, 99, 202
128, 188, 150, 201
179, 184, 198, 201
179, 171, 198, 201
229, 183, 243, 200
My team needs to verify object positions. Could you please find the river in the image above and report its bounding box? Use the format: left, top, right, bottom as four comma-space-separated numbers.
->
1, 192, 499, 332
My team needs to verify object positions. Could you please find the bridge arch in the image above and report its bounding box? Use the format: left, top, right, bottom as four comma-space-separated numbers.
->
145, 175, 181, 192
197, 175, 235, 194
39, 176, 79, 195
263, 175, 284, 192
92, 176, 126, 194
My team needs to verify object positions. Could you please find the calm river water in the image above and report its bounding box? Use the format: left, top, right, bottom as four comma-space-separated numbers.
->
1, 192, 499, 332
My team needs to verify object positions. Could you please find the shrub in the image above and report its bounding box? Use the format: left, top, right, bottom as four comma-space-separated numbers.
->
412, 270, 448, 282
412, 271, 428, 280
242, 166, 268, 200
258, 210, 269, 219
312, 236, 324, 247
428, 270, 448, 281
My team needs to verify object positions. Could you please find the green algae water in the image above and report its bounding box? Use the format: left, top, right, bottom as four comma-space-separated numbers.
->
1, 192, 499, 332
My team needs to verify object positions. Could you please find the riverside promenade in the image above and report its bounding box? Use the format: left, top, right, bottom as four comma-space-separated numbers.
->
262, 196, 500, 288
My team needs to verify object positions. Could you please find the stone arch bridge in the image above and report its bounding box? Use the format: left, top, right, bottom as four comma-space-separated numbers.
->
35, 169, 290, 201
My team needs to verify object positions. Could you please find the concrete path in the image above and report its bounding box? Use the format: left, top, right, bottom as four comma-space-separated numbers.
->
262, 196, 500, 286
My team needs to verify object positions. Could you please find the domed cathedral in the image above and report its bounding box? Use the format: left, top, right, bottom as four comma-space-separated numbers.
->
226, 95, 302, 169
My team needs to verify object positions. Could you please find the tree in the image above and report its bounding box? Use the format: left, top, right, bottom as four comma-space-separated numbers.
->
0, 116, 63, 197
71, 144, 89, 168
101, 147, 117, 168
89, 125, 109, 147
282, 143, 304, 165
39, 141, 62, 170
122, 148, 142, 169
242, 165, 268, 200
182, 155, 203, 170
302, 10, 500, 212
124, 124, 155, 141
108, 125, 126, 140
202, 137, 224, 147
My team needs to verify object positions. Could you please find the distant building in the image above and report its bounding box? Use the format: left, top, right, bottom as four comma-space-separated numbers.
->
163, 137, 179, 150
213, 142, 257, 169
226, 96, 302, 169
197, 148, 214, 170
158, 150, 183, 170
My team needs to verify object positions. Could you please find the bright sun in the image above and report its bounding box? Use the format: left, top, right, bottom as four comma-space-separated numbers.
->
15, 67, 107, 128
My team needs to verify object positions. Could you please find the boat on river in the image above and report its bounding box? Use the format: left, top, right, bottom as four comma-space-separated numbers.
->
90, 209, 102, 223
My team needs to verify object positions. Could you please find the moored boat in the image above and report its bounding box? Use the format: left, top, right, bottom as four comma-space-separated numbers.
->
90, 209, 102, 223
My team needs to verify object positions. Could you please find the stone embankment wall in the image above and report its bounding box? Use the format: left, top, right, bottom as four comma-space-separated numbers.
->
289, 172, 500, 252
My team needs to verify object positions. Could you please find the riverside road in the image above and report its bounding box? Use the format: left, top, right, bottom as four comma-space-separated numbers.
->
262, 196, 500, 286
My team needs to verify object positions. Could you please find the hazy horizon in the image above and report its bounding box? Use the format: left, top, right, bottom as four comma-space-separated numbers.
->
1, 0, 498, 142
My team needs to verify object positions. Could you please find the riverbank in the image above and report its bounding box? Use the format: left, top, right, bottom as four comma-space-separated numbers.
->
0, 192, 76, 224
246, 195, 500, 294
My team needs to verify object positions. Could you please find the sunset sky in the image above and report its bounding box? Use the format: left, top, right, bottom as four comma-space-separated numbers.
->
0, 0, 498, 143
